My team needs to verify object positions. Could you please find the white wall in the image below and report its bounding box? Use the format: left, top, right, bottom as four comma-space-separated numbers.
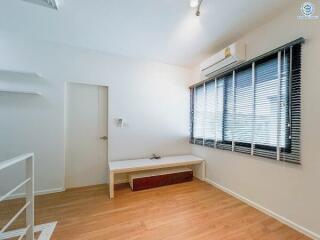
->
0, 31, 192, 195
191, 1, 320, 237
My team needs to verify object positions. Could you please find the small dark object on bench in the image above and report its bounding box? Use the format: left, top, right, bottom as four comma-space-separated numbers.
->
150, 153, 161, 159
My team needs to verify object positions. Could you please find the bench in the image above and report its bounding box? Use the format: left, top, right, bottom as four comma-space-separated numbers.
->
108, 155, 205, 199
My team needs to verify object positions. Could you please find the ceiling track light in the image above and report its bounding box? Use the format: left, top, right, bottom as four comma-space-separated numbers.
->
22, 0, 62, 10
190, 0, 204, 16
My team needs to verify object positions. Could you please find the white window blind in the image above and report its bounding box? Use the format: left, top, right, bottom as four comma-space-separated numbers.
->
193, 85, 205, 140
204, 81, 215, 141
190, 39, 303, 164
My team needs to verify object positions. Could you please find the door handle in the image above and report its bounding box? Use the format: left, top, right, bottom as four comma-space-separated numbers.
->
100, 136, 108, 140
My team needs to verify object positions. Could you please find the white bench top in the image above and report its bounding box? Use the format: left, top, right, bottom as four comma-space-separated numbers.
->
108, 155, 203, 173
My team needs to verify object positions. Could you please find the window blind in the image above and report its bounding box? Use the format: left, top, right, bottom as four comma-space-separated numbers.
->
193, 84, 205, 144
204, 81, 215, 146
190, 39, 303, 164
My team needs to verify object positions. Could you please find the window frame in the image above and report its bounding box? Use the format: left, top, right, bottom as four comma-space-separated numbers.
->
190, 38, 303, 164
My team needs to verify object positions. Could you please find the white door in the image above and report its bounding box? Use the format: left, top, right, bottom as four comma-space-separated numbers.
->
66, 83, 108, 188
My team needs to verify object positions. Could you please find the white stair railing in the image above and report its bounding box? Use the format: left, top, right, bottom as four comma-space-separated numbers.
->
0, 153, 34, 240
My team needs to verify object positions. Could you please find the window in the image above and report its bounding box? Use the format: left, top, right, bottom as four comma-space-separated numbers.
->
190, 39, 303, 164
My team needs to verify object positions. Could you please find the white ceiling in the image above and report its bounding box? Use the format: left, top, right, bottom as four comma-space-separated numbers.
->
0, 0, 292, 67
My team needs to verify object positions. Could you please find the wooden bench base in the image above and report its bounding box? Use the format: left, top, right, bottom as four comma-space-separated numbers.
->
129, 167, 193, 191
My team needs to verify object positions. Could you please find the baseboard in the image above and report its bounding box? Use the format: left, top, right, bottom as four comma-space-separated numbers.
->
193, 175, 205, 181
205, 178, 320, 240
7, 187, 65, 200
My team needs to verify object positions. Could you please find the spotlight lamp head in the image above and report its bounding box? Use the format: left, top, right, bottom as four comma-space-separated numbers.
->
190, 0, 203, 16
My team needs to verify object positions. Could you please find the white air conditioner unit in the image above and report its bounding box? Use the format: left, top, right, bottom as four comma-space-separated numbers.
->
200, 43, 246, 80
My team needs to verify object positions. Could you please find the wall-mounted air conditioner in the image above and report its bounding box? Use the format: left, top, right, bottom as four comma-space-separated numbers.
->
200, 43, 246, 80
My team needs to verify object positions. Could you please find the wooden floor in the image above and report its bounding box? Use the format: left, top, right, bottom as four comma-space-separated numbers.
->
0, 179, 309, 240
